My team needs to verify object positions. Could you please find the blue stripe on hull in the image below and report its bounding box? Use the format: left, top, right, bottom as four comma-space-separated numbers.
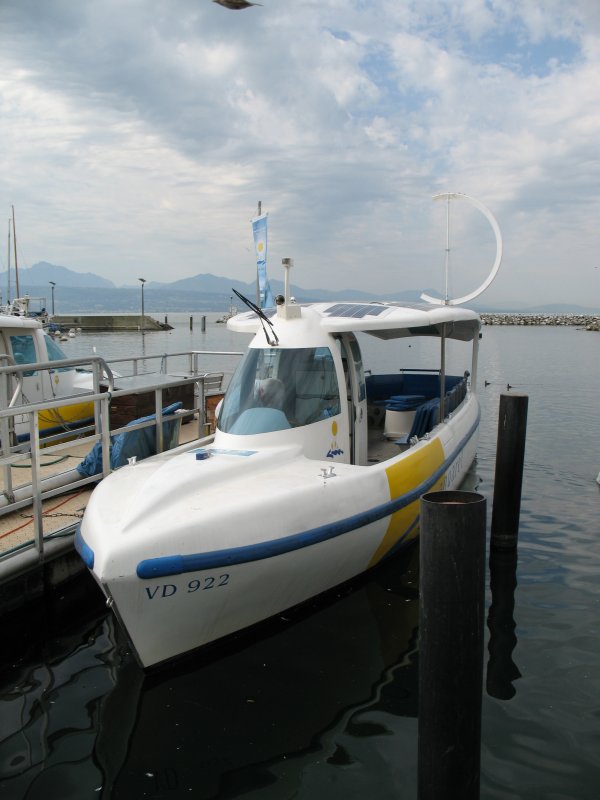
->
75, 525, 94, 568
135, 412, 480, 579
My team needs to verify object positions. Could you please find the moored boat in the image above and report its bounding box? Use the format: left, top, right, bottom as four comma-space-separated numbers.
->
76, 194, 501, 669
0, 305, 94, 442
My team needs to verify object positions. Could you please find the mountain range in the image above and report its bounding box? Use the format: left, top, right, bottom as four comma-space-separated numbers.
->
1, 261, 598, 315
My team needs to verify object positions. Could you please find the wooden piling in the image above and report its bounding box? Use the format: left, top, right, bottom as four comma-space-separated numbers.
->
491, 393, 528, 550
418, 490, 487, 800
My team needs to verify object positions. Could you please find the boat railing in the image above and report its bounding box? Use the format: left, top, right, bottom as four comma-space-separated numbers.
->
0, 353, 23, 409
105, 349, 244, 378
0, 349, 244, 564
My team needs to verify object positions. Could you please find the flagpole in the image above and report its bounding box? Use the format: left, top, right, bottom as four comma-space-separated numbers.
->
256, 200, 261, 306
12, 206, 19, 298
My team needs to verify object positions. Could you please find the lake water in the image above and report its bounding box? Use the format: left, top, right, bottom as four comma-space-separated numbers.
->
1, 315, 599, 799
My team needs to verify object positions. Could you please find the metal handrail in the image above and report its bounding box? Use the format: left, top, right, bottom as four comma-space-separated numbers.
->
98, 349, 244, 377
0, 355, 115, 407
0, 353, 23, 408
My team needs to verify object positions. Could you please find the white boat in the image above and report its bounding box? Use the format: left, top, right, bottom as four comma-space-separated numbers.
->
76, 194, 501, 669
0, 304, 94, 442
216, 296, 238, 323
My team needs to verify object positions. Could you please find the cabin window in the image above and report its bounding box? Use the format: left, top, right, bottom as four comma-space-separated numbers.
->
44, 335, 71, 371
219, 347, 341, 435
9, 335, 39, 377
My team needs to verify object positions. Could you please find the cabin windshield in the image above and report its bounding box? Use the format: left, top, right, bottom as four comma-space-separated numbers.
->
44, 334, 68, 362
8, 333, 71, 376
44, 335, 71, 371
219, 346, 341, 435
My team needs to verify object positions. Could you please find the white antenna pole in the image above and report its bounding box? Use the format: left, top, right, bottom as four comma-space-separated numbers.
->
282, 257, 293, 303
444, 195, 450, 305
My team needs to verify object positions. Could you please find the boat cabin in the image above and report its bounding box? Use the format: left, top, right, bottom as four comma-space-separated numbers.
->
0, 311, 93, 441
221, 300, 480, 467
1, 313, 71, 395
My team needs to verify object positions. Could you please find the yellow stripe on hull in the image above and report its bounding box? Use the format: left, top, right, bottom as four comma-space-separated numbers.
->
37, 400, 95, 432
369, 439, 445, 566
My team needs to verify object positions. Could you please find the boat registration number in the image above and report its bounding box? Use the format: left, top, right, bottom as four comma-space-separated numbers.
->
144, 573, 230, 599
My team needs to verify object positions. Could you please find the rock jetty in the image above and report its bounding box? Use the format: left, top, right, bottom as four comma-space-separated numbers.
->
481, 313, 600, 331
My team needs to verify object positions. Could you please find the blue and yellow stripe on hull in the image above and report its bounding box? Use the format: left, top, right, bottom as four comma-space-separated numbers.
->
126, 438, 457, 581
76, 414, 478, 582
369, 438, 445, 566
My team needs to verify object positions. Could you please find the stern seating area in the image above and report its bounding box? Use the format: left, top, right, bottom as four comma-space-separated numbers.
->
366, 372, 468, 443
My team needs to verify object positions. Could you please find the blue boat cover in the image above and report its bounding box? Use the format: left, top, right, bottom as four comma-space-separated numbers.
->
76, 402, 183, 478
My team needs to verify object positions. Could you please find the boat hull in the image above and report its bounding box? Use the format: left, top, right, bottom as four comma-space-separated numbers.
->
77, 397, 479, 668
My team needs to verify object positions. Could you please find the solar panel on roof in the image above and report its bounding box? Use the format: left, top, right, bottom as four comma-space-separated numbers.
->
324, 303, 387, 318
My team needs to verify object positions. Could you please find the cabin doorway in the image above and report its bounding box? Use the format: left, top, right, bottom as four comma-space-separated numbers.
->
336, 334, 368, 466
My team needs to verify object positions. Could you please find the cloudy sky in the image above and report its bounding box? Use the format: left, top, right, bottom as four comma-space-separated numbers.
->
1, 0, 599, 308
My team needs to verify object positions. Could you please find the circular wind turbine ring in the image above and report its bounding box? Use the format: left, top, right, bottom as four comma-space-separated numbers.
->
420, 192, 503, 306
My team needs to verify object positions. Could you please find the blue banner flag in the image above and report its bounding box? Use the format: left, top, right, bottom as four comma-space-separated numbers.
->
251, 213, 274, 308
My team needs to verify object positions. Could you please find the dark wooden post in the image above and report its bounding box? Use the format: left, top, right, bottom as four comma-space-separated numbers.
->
491, 393, 528, 550
418, 490, 487, 800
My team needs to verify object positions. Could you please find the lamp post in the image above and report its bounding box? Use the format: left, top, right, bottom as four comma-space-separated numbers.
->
139, 278, 146, 332
49, 281, 56, 315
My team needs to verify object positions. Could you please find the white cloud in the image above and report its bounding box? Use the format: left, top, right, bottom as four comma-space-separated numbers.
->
0, 0, 599, 308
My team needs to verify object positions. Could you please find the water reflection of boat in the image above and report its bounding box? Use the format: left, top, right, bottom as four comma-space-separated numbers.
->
95, 547, 419, 797
0, 578, 116, 798
0, 549, 419, 798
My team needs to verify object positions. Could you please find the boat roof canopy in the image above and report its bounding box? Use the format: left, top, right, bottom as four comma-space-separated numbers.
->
229, 301, 481, 342
0, 312, 44, 330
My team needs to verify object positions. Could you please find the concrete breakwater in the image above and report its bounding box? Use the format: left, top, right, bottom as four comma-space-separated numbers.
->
51, 314, 173, 332
481, 313, 600, 330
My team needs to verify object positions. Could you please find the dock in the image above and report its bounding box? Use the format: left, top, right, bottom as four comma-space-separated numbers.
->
0, 421, 203, 614
0, 348, 243, 615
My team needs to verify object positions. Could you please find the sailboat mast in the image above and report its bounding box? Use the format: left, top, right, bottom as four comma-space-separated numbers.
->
7, 218, 11, 303
11, 206, 19, 298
